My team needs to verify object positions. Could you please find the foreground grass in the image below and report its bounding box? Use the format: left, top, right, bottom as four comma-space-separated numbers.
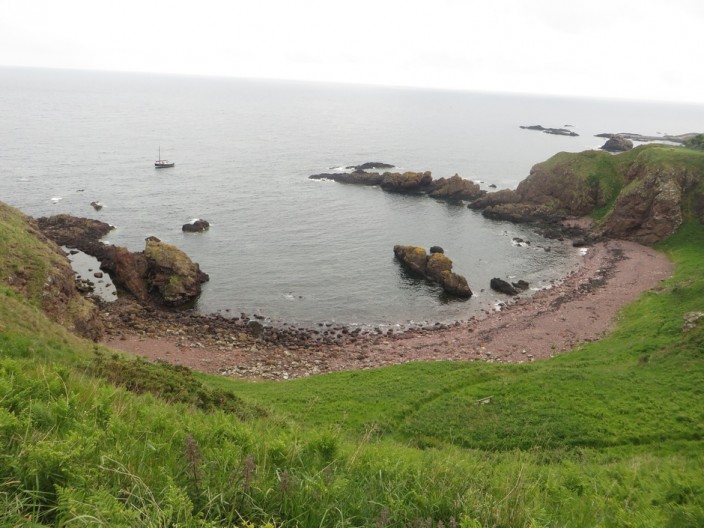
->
1, 223, 703, 526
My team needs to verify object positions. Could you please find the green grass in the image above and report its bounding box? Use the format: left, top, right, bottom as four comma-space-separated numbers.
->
0, 203, 65, 308
1, 197, 704, 525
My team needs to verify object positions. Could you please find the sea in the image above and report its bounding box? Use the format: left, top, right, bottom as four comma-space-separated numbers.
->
2, 67, 704, 328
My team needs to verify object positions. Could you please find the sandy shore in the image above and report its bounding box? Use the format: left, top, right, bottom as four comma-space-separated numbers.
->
102, 239, 672, 380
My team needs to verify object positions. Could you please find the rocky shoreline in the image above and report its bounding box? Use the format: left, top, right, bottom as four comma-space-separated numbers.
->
100, 232, 672, 380
42, 145, 699, 379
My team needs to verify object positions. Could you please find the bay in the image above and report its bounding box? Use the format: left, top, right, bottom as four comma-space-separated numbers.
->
2, 67, 703, 326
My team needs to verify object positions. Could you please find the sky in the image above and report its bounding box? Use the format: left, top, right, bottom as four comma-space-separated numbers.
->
2, 0, 704, 103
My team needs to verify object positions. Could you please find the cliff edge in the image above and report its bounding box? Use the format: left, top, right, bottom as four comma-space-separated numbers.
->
0, 202, 103, 340
469, 144, 704, 244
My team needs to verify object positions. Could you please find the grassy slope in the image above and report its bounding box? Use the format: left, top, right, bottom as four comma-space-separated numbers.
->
1, 148, 704, 526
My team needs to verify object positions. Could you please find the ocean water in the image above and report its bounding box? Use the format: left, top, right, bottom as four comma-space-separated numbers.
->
2, 67, 704, 327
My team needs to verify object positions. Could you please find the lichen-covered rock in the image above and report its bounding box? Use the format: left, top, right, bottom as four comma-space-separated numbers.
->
144, 238, 209, 306
393, 245, 428, 275
426, 253, 453, 282
393, 245, 472, 298
439, 270, 472, 298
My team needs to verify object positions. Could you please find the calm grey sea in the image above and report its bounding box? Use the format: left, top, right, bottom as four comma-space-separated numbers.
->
2, 67, 704, 327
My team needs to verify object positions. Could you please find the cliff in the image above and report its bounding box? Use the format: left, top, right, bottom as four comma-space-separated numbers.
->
0, 202, 103, 340
470, 144, 704, 244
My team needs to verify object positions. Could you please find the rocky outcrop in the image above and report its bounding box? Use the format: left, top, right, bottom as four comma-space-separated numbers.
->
468, 144, 704, 245
310, 168, 486, 203
38, 214, 209, 307
182, 219, 210, 232
309, 171, 385, 186
468, 149, 619, 224
427, 174, 484, 202
601, 136, 633, 152
393, 245, 472, 298
98, 245, 150, 301
468, 188, 520, 210
380, 171, 433, 193
38, 214, 113, 249
520, 125, 579, 137
599, 165, 696, 244
142, 237, 210, 305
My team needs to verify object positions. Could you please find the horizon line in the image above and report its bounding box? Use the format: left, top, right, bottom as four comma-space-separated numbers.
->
2, 63, 703, 107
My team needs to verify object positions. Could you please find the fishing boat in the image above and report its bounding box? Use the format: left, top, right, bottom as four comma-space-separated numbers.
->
154, 147, 175, 168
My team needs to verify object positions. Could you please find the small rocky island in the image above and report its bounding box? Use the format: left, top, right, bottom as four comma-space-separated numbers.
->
520, 125, 579, 137
393, 245, 472, 298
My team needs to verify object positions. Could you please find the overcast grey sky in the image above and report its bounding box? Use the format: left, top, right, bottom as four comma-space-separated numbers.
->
2, 0, 703, 103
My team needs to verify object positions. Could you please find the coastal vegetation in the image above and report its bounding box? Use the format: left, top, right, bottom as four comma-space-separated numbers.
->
1, 145, 704, 526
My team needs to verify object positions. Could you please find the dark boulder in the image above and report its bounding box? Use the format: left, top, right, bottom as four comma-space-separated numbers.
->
490, 277, 519, 295
346, 162, 395, 171
429, 246, 444, 254
512, 279, 530, 291
182, 219, 210, 232
601, 136, 633, 152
